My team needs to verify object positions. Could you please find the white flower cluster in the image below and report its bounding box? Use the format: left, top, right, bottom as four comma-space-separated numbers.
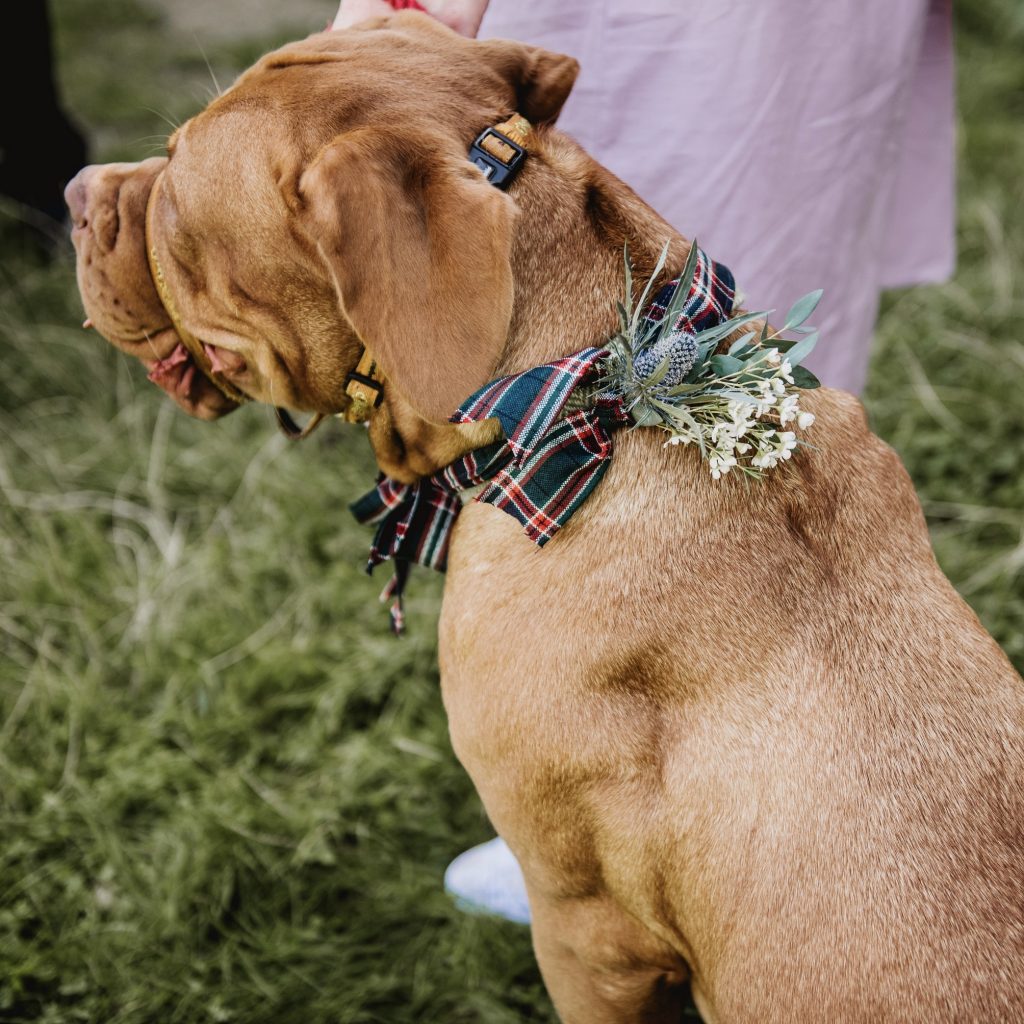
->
663, 348, 816, 479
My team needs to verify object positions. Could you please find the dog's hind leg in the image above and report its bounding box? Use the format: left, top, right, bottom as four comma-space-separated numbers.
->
529, 894, 693, 1023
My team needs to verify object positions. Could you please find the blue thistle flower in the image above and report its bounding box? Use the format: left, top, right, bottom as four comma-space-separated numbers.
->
632, 327, 698, 386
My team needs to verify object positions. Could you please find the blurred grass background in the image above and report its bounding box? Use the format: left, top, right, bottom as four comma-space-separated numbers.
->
1, 1, 1022, 1021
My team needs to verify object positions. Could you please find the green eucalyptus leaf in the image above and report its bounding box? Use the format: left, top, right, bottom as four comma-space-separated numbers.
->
710, 354, 745, 377
791, 365, 821, 389
727, 332, 756, 356
694, 310, 769, 347
741, 344, 769, 361
783, 289, 823, 330
786, 332, 819, 367
735, 371, 765, 385
716, 390, 759, 406
630, 404, 663, 426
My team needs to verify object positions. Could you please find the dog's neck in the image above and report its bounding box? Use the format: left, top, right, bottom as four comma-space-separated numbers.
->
367, 130, 691, 482
497, 130, 690, 374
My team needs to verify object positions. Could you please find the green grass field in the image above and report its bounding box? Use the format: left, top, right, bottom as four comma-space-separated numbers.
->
1, 2, 1022, 1021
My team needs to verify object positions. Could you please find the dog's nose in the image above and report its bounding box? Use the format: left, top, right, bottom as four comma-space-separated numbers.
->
64, 166, 96, 228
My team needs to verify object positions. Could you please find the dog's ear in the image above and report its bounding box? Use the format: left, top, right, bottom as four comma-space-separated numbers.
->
479, 39, 579, 125
298, 129, 515, 423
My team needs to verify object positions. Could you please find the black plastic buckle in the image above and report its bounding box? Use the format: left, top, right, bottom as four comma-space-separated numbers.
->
468, 128, 527, 190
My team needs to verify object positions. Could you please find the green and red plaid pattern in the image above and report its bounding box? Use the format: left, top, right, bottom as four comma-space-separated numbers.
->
352, 244, 735, 633
642, 244, 735, 336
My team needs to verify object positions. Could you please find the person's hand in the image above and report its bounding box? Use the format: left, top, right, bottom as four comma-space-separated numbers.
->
414, 0, 488, 36
332, 0, 488, 37
331, 0, 394, 30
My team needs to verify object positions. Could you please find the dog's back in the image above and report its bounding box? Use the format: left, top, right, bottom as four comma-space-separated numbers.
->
443, 387, 1024, 1022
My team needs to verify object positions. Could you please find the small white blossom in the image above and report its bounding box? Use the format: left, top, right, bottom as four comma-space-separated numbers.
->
765, 348, 782, 367
754, 379, 777, 414
780, 359, 794, 384
772, 378, 787, 396
728, 399, 755, 423
708, 451, 737, 479
778, 431, 797, 459
797, 410, 815, 430
778, 394, 801, 425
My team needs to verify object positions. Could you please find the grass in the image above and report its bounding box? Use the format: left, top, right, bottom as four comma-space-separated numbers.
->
1, 1, 1022, 1021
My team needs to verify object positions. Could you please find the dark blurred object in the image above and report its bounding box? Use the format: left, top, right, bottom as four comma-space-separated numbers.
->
0, 0, 88, 253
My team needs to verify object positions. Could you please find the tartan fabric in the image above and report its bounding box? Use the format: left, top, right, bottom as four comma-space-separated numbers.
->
352, 245, 735, 632
450, 347, 609, 463
468, 399, 629, 544
640, 245, 736, 338
351, 441, 510, 576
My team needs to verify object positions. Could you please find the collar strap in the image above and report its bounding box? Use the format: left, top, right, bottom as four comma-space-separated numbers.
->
145, 174, 250, 407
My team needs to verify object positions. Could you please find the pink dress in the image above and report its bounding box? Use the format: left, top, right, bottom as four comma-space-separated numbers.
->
479, 0, 955, 393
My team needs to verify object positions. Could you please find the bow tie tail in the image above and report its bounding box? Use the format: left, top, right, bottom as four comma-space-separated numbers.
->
380, 561, 411, 636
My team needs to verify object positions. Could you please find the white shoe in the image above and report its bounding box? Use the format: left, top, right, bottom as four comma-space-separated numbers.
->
444, 837, 531, 925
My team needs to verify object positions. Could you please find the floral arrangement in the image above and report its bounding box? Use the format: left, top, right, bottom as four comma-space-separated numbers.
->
600, 242, 823, 479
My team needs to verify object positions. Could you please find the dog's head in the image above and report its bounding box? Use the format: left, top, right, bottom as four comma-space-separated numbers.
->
66, 13, 578, 424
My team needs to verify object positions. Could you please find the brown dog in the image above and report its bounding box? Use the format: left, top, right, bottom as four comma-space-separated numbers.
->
66, 13, 1024, 1023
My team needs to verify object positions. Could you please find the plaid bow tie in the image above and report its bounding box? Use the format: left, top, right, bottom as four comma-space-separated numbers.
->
352, 245, 735, 633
